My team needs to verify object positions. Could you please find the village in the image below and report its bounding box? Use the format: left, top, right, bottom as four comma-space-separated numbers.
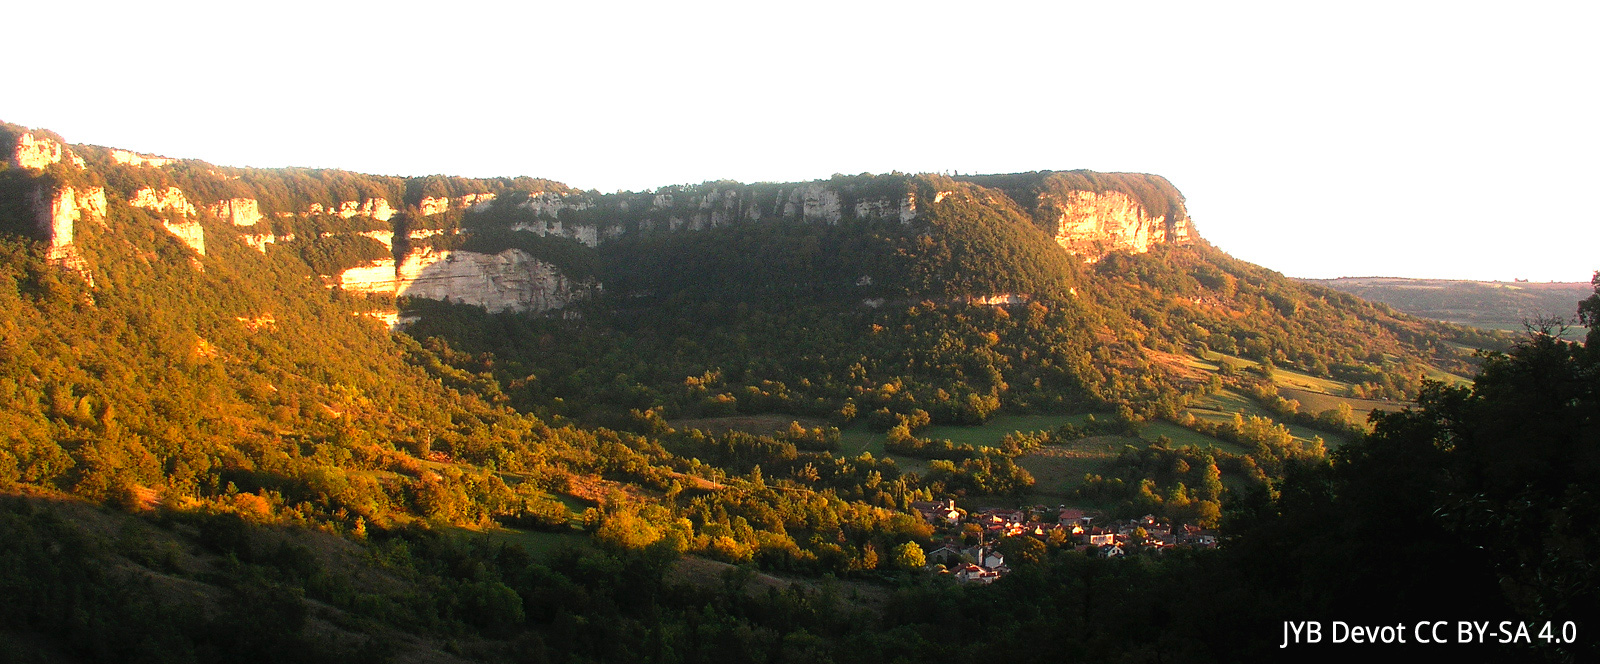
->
909, 500, 1219, 584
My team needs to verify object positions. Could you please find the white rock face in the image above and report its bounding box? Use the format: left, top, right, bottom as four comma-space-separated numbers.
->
162, 220, 206, 255
518, 191, 588, 217
968, 293, 1030, 305
32, 186, 106, 263
508, 219, 602, 248
1047, 190, 1192, 259
418, 193, 493, 217
207, 198, 263, 226
130, 187, 197, 217
110, 149, 174, 167
358, 230, 396, 249
396, 248, 586, 313
242, 235, 272, 252
339, 259, 399, 293
853, 193, 917, 224
419, 196, 450, 216
786, 184, 842, 224
336, 198, 395, 221
11, 133, 64, 169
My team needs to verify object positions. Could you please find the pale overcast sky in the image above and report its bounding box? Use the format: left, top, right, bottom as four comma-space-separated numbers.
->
9, 1, 1597, 282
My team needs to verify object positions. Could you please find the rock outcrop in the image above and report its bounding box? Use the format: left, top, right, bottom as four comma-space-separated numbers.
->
782, 184, 843, 224
302, 199, 395, 221
130, 187, 198, 217
508, 219, 601, 248
337, 198, 395, 221
1044, 189, 1191, 260
399, 248, 586, 313
129, 187, 205, 256
419, 193, 495, 217
35, 187, 94, 251
207, 198, 263, 226
110, 149, 174, 168
853, 193, 917, 224
162, 220, 206, 255
31, 185, 105, 274
12, 132, 64, 170
339, 259, 399, 293
336, 248, 590, 314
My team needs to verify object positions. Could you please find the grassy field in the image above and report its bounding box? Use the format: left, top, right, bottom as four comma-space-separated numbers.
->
842, 413, 1099, 477
838, 423, 931, 475
1421, 363, 1472, 386
1182, 388, 1351, 448
440, 524, 594, 559
1138, 420, 1251, 453
919, 413, 1095, 447
1270, 366, 1349, 395
1186, 389, 1271, 419
1276, 386, 1398, 422
1012, 435, 1131, 506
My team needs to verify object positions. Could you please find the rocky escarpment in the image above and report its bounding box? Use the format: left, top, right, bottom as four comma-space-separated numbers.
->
207, 198, 263, 226
338, 248, 588, 314
959, 171, 1195, 261
1043, 189, 1191, 259
129, 187, 205, 255
109, 149, 174, 168
419, 193, 495, 217
8, 131, 85, 170
31, 186, 106, 270
4, 122, 1202, 317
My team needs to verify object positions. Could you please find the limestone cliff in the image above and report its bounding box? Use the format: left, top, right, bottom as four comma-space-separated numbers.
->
129, 187, 206, 255
207, 198, 263, 226
12, 132, 63, 170
162, 220, 206, 255
109, 149, 174, 168
958, 171, 1195, 261
302, 199, 395, 221
400, 248, 585, 313
130, 187, 198, 217
32, 185, 106, 266
1043, 189, 1191, 260
337, 248, 590, 314
419, 193, 494, 217
4, 123, 1202, 316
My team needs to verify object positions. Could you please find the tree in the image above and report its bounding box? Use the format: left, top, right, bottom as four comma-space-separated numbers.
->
893, 541, 925, 570
997, 535, 1046, 566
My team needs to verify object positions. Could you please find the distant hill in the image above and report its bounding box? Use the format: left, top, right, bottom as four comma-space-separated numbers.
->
1303, 277, 1593, 337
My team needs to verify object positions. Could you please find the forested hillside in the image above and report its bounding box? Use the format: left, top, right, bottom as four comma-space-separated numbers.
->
3, 123, 1587, 663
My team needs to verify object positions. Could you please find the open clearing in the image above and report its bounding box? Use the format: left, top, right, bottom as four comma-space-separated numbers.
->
1014, 435, 1132, 504
919, 413, 1095, 447
445, 525, 594, 559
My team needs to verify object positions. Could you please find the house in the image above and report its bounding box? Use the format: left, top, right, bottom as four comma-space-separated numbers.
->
910, 499, 963, 526
1098, 544, 1125, 558
954, 563, 1000, 584
977, 508, 1026, 526
926, 544, 966, 565
1088, 532, 1116, 547
1058, 508, 1086, 523
981, 549, 1005, 570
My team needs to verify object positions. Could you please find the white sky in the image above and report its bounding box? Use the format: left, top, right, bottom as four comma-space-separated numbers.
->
9, 1, 1597, 282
